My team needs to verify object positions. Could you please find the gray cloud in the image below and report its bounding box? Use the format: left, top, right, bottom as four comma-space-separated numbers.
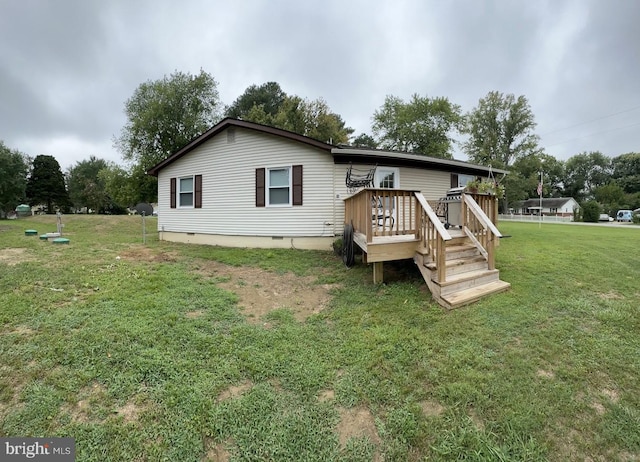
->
0, 0, 638, 170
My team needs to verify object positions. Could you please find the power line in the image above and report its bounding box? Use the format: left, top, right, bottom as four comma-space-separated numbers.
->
540, 104, 640, 137
542, 120, 640, 148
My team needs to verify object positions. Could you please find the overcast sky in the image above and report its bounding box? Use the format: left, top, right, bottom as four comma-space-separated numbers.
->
1, 0, 638, 170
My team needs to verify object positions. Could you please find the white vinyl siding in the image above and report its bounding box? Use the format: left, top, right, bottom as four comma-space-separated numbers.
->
157, 128, 334, 237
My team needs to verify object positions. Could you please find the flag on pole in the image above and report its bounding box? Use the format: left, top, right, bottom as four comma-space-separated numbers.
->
537, 182, 543, 196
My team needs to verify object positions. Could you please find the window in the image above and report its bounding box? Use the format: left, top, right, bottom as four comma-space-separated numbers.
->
374, 167, 399, 188
179, 177, 193, 207
268, 167, 291, 205
458, 174, 475, 187
256, 166, 302, 207
170, 175, 202, 209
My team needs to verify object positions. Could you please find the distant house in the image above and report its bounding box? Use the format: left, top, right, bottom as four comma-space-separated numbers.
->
513, 197, 579, 217
147, 118, 507, 250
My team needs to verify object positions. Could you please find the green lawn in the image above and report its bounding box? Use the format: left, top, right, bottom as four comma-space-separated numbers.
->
1, 215, 638, 461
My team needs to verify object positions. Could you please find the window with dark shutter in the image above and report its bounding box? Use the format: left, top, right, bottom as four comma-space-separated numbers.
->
170, 178, 176, 208
292, 165, 303, 206
195, 175, 202, 208
256, 168, 265, 207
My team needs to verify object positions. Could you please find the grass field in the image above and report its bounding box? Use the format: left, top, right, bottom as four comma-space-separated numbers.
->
1, 215, 639, 461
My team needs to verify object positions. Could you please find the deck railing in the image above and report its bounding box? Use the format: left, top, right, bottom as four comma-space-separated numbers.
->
343, 189, 501, 282
461, 193, 502, 270
415, 192, 452, 282
343, 188, 420, 241
344, 189, 453, 282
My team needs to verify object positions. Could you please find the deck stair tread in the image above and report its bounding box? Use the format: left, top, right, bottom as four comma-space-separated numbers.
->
442, 280, 511, 307
425, 255, 486, 271
437, 268, 499, 287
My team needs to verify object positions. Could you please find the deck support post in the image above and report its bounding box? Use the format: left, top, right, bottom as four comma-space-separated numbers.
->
373, 262, 384, 284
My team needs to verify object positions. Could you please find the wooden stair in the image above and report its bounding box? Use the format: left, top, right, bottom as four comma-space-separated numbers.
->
414, 233, 510, 309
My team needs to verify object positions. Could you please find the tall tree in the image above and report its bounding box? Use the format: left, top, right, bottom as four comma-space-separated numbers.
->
0, 141, 29, 215
115, 69, 222, 202
226, 82, 286, 119
611, 152, 640, 194
594, 183, 626, 216
462, 91, 541, 169
462, 91, 541, 211
371, 94, 461, 158
26, 155, 69, 212
352, 133, 378, 149
99, 163, 156, 207
67, 156, 110, 212
563, 151, 611, 201
240, 94, 353, 144
510, 152, 565, 201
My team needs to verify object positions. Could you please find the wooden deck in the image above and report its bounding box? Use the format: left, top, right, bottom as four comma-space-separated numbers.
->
343, 188, 510, 308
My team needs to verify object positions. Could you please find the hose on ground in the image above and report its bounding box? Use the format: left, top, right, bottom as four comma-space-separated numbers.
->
342, 223, 355, 268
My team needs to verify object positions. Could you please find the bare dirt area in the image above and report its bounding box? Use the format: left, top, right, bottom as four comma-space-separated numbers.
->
0, 247, 33, 266
193, 260, 340, 323
337, 406, 382, 461
420, 400, 445, 417
118, 245, 179, 263
63, 382, 108, 424
217, 381, 254, 402
204, 437, 232, 462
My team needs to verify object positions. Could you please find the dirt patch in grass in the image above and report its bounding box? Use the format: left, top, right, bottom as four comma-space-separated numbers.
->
0, 248, 32, 266
116, 400, 141, 423
193, 260, 339, 323
469, 409, 485, 431
602, 388, 619, 403
537, 369, 555, 379
204, 437, 232, 462
65, 382, 108, 424
420, 400, 444, 417
185, 310, 204, 319
7, 325, 35, 335
599, 291, 623, 300
337, 406, 381, 458
590, 401, 606, 415
118, 245, 179, 263
318, 389, 335, 402
0, 366, 25, 420
217, 381, 253, 402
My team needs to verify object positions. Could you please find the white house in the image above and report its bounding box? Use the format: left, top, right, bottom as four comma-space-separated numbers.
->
147, 118, 508, 250
514, 197, 579, 217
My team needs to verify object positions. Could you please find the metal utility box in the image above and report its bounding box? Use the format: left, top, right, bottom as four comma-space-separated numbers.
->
443, 187, 464, 228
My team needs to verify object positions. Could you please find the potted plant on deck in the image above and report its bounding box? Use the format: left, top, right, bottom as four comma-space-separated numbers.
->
464, 179, 504, 197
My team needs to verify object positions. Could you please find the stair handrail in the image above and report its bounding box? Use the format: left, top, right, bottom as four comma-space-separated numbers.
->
415, 192, 451, 282
415, 193, 452, 240
462, 193, 502, 269
462, 194, 502, 237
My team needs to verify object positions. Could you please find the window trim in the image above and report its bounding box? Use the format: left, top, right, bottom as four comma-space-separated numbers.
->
374, 167, 400, 189
457, 174, 476, 188
266, 166, 292, 207
178, 176, 195, 208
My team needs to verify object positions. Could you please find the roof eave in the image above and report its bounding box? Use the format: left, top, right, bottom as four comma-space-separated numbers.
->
331, 147, 509, 175
147, 118, 335, 176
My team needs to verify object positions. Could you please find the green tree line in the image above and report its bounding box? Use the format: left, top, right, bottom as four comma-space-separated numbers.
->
2, 70, 639, 217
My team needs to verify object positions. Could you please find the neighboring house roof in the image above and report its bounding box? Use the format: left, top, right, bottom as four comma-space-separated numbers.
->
147, 118, 509, 177
517, 197, 578, 208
